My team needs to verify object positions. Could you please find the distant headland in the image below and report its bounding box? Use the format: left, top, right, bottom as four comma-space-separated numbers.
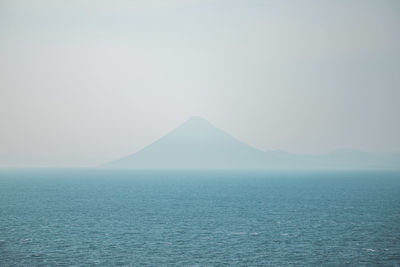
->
104, 117, 400, 170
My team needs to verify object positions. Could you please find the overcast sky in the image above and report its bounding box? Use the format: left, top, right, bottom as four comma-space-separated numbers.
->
1, 0, 399, 167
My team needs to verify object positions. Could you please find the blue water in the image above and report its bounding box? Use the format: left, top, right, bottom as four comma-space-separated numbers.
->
1, 169, 400, 266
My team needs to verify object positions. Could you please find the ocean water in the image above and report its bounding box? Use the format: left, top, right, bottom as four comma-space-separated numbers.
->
0, 169, 400, 266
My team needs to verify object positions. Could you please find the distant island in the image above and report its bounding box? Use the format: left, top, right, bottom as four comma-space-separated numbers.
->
105, 116, 400, 170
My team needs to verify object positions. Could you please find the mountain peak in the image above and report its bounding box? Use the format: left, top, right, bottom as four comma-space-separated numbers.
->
181, 116, 215, 128
187, 115, 207, 121
170, 116, 219, 138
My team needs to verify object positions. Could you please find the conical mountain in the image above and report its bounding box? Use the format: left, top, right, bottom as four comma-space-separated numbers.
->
106, 116, 269, 168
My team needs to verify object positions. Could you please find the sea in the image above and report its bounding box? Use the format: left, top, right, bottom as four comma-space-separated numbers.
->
0, 169, 399, 266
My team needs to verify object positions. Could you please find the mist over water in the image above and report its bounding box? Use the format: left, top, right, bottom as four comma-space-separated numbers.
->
1, 169, 400, 266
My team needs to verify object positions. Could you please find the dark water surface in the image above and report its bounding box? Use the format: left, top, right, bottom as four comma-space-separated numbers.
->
1, 169, 400, 266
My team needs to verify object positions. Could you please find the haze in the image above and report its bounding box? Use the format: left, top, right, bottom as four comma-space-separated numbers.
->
1, 0, 399, 167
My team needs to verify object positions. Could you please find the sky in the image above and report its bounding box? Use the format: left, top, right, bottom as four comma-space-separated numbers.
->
0, 0, 399, 167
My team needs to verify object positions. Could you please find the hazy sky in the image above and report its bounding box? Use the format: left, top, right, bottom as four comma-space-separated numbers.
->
1, 0, 399, 167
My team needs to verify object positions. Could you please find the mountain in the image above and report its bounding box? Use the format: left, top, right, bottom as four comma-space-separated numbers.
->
105, 117, 400, 169
105, 116, 271, 169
